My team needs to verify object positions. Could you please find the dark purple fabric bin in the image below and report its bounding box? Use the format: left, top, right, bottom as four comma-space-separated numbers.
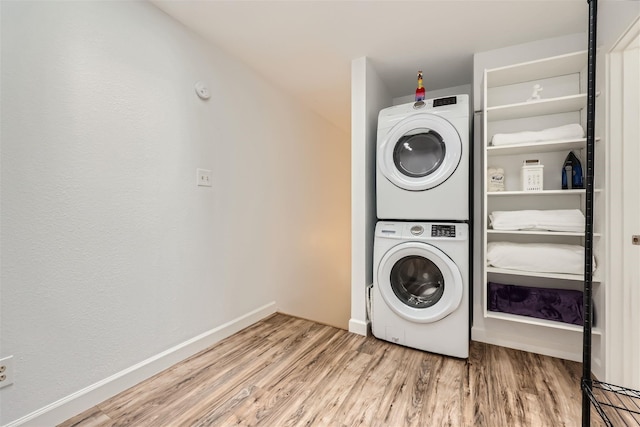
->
487, 282, 591, 326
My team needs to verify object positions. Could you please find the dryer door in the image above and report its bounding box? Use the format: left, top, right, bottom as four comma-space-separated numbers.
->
377, 241, 463, 323
378, 113, 462, 191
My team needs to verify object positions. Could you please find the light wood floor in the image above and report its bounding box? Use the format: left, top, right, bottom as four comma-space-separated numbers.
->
59, 313, 605, 427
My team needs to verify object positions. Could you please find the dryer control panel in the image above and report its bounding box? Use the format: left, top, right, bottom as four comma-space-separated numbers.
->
433, 96, 457, 107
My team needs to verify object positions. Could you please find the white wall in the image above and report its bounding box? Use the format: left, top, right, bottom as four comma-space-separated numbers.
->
349, 57, 391, 335
0, 1, 350, 425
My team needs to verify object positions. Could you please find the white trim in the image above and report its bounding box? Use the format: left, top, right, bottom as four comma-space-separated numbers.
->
348, 318, 368, 336
3, 302, 277, 427
350, 57, 369, 338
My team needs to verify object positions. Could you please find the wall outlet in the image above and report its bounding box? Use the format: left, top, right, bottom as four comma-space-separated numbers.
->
0, 356, 14, 389
196, 168, 212, 187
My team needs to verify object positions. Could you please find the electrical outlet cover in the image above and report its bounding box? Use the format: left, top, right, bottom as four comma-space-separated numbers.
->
0, 356, 14, 388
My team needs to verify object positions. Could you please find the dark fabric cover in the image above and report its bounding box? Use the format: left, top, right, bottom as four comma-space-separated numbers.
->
488, 282, 590, 326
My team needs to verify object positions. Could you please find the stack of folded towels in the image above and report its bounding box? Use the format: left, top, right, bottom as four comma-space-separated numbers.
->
487, 241, 595, 275
489, 209, 585, 233
487, 209, 594, 275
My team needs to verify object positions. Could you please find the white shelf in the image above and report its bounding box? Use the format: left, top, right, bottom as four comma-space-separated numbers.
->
487, 229, 601, 237
487, 137, 600, 156
487, 189, 601, 196
486, 266, 601, 283
486, 51, 588, 88
485, 311, 602, 335
487, 94, 587, 121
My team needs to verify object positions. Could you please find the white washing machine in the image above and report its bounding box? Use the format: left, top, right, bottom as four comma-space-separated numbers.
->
371, 221, 469, 358
376, 95, 469, 221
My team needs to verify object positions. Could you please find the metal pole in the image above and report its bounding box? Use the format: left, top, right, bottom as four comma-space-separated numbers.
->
582, 0, 597, 426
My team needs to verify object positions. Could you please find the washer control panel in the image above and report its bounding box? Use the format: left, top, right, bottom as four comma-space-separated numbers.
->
431, 224, 456, 238
376, 222, 467, 241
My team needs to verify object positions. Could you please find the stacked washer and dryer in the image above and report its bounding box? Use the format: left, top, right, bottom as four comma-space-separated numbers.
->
372, 95, 470, 358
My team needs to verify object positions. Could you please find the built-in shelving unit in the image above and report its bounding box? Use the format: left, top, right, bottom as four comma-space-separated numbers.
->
481, 50, 604, 348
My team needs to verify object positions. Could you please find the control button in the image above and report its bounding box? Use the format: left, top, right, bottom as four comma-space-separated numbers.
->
410, 225, 424, 236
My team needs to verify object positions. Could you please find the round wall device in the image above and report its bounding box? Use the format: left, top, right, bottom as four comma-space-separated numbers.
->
194, 81, 210, 100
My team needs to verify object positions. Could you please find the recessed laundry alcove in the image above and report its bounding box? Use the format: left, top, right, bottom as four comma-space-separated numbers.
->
350, 32, 597, 372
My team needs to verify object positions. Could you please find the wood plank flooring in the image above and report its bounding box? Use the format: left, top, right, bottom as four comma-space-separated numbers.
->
59, 313, 605, 427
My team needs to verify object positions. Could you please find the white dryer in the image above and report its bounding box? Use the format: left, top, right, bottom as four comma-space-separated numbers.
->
371, 221, 469, 358
376, 95, 469, 221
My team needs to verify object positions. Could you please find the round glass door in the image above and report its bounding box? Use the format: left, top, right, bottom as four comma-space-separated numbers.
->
378, 114, 461, 191
393, 129, 446, 179
390, 255, 445, 309
377, 242, 463, 323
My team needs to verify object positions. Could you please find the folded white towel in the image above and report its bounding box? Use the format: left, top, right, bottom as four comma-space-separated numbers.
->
490, 209, 585, 233
491, 123, 584, 146
487, 242, 596, 275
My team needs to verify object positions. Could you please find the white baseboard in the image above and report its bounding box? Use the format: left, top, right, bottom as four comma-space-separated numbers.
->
471, 325, 581, 362
348, 318, 368, 336
4, 302, 277, 427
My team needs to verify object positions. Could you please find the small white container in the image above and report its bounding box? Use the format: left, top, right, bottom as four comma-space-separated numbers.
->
521, 159, 544, 191
487, 167, 505, 192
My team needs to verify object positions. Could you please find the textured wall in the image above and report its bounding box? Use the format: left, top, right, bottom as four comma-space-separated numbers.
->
0, 1, 350, 424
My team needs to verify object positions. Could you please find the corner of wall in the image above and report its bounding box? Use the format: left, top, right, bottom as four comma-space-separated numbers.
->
350, 57, 391, 335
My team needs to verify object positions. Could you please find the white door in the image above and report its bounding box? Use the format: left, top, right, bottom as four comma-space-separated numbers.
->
607, 17, 640, 389
377, 241, 463, 323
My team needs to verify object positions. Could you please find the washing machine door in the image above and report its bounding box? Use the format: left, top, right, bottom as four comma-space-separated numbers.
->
377, 241, 463, 323
378, 113, 462, 191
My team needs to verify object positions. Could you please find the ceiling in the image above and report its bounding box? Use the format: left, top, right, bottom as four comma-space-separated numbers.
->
151, 0, 589, 133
